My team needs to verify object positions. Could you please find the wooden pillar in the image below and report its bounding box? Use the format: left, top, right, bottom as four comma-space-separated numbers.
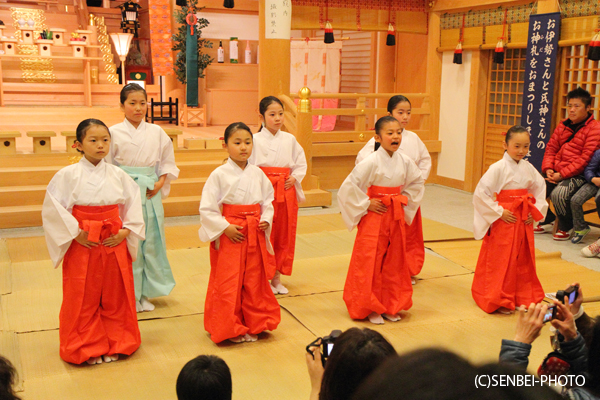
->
296, 87, 313, 191
258, 0, 290, 102
537, 0, 559, 14
425, 11, 442, 183
464, 50, 490, 192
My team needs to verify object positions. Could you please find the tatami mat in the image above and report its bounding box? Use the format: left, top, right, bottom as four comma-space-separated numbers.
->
0, 330, 23, 391
4, 214, 600, 399
18, 311, 314, 400
0, 239, 12, 295
5, 236, 49, 263
277, 252, 472, 298
426, 240, 600, 298
421, 218, 474, 242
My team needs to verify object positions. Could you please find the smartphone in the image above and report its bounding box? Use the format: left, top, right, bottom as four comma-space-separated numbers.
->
557, 285, 579, 305
543, 304, 556, 323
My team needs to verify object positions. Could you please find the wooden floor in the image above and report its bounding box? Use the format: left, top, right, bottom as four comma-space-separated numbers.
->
3, 213, 600, 400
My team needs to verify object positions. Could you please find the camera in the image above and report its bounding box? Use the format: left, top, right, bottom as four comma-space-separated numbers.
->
543, 304, 556, 323
557, 285, 579, 305
306, 329, 342, 367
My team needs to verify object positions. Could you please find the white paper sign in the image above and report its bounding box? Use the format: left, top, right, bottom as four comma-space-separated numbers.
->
265, 0, 291, 40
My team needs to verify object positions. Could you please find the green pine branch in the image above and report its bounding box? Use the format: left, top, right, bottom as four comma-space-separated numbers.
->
171, 0, 213, 84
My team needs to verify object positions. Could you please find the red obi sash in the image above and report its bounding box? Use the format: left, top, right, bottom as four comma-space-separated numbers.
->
260, 167, 290, 203
367, 185, 408, 220
72, 205, 122, 249
495, 189, 543, 221
222, 204, 261, 253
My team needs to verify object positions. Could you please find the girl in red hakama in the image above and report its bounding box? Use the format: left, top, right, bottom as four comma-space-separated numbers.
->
249, 96, 307, 295
199, 122, 280, 343
338, 116, 424, 325
42, 119, 145, 365
472, 126, 547, 314
355, 96, 431, 284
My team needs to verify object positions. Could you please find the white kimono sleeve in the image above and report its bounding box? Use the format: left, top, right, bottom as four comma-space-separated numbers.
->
42, 189, 80, 269
402, 158, 425, 225
290, 140, 308, 202
156, 128, 180, 199
198, 173, 230, 243
473, 166, 504, 240
258, 172, 276, 254
337, 161, 372, 231
118, 173, 145, 260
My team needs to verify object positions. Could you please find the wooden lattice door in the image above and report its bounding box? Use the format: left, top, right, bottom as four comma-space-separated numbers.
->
482, 48, 527, 173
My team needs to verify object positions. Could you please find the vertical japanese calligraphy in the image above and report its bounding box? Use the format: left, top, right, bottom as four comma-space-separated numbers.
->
265, 0, 292, 39
520, 12, 561, 171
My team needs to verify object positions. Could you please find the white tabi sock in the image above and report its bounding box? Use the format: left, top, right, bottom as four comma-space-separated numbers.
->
140, 296, 155, 312
382, 313, 401, 322
368, 312, 384, 325
243, 333, 258, 342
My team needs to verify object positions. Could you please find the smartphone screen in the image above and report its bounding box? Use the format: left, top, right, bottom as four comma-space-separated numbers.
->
543, 305, 555, 323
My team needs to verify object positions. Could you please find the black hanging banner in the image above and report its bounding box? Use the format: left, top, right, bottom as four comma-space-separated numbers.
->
521, 12, 561, 172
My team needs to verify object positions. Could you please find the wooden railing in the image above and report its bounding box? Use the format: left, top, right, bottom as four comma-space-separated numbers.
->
278, 88, 441, 192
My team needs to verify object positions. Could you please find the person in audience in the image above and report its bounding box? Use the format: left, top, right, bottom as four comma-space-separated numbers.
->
0, 356, 21, 400
249, 95, 307, 295
570, 147, 600, 254
537, 87, 600, 241
42, 119, 144, 365
199, 122, 280, 344
499, 285, 600, 400
338, 116, 424, 324
176, 355, 232, 400
568, 148, 600, 245
471, 126, 547, 314
108, 83, 180, 313
351, 348, 561, 400
306, 327, 396, 400
355, 95, 431, 285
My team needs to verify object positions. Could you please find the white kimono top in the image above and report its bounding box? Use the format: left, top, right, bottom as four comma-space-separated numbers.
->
248, 127, 307, 202
107, 119, 180, 198
473, 152, 548, 240
198, 158, 275, 251
338, 146, 425, 231
355, 130, 432, 180
42, 157, 145, 268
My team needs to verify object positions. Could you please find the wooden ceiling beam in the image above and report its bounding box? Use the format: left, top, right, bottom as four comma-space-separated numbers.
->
432, 0, 532, 13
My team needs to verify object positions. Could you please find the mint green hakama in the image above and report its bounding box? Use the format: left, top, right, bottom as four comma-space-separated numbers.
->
121, 166, 176, 300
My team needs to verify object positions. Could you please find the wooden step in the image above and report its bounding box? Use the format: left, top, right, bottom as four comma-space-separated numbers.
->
177, 160, 222, 179
0, 185, 46, 206
0, 165, 62, 186
0, 204, 43, 229
170, 177, 206, 197
303, 188, 333, 208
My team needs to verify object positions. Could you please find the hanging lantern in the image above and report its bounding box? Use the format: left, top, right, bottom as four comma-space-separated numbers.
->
588, 29, 600, 61
324, 21, 334, 44
494, 37, 505, 64
224, 0, 234, 8
386, 23, 396, 46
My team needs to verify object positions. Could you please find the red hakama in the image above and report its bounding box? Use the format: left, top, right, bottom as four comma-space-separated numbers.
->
204, 204, 281, 343
259, 167, 298, 276
343, 186, 413, 319
60, 205, 140, 364
406, 207, 425, 276
471, 189, 545, 313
